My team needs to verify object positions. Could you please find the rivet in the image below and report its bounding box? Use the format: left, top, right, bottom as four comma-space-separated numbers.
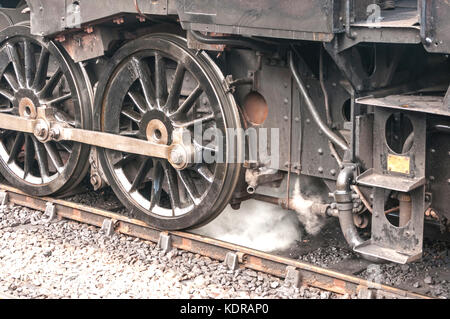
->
330, 169, 336, 176
430, 149, 436, 153
318, 167, 324, 173
429, 176, 435, 181
284, 116, 289, 121
295, 117, 300, 122
318, 148, 323, 155
306, 118, 311, 124
284, 98, 289, 104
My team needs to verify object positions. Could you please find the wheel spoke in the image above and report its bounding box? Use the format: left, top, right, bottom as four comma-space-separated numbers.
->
113, 153, 138, 168
128, 91, 148, 114
175, 113, 215, 128
165, 63, 186, 112
0, 108, 14, 113
0, 89, 14, 102
149, 160, 163, 210
121, 107, 142, 123
32, 48, 50, 91
44, 142, 64, 173
55, 141, 73, 154
171, 85, 203, 117
4, 72, 19, 92
155, 53, 168, 109
32, 137, 49, 179
131, 57, 156, 110
24, 40, 36, 88
46, 92, 72, 106
38, 68, 62, 98
24, 135, 35, 177
6, 44, 25, 88
163, 162, 181, 215
130, 158, 151, 192
119, 130, 140, 137
177, 170, 201, 204
7, 133, 25, 164
195, 164, 214, 183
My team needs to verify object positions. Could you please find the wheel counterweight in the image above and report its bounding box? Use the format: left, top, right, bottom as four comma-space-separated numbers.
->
95, 34, 242, 230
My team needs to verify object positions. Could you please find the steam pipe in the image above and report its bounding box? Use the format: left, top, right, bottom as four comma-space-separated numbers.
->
288, 52, 349, 152
253, 194, 333, 218
335, 166, 363, 249
335, 166, 383, 263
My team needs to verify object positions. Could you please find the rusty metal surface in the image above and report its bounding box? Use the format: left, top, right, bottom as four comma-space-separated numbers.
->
0, 183, 431, 299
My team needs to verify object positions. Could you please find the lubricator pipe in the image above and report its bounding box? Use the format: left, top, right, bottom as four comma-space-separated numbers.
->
288, 52, 349, 152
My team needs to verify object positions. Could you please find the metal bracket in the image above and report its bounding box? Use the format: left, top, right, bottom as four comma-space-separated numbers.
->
41, 202, 57, 223
100, 218, 116, 236
284, 266, 302, 288
0, 191, 8, 209
157, 232, 172, 254
224, 252, 239, 271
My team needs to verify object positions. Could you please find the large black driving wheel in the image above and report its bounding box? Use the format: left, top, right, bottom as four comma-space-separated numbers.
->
95, 34, 243, 230
0, 26, 92, 196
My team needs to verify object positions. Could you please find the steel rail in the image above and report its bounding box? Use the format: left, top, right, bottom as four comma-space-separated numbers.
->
0, 184, 431, 299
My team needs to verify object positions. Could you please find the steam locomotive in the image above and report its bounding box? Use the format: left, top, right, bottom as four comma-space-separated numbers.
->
0, 0, 448, 264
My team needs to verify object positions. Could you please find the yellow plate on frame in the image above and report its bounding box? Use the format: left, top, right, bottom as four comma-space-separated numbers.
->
387, 154, 411, 175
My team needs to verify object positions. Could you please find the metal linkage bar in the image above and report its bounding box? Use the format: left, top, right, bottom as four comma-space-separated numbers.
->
0, 113, 171, 160
0, 184, 431, 299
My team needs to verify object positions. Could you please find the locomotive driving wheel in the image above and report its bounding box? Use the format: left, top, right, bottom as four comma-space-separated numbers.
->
96, 34, 242, 230
0, 26, 92, 196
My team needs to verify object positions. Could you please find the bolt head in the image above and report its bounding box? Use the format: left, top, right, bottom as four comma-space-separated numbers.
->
34, 125, 45, 137
169, 146, 187, 167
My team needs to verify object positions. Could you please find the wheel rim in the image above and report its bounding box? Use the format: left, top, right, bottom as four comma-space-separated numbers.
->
0, 26, 91, 196
97, 34, 242, 230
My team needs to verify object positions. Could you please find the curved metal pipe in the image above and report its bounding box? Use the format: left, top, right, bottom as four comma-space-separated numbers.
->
288, 52, 349, 152
335, 166, 383, 263
335, 167, 361, 246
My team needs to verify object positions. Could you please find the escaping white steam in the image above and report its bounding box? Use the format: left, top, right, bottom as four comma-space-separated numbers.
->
193, 199, 302, 252
290, 179, 327, 236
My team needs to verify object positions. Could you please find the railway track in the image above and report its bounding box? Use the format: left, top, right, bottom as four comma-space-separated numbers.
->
0, 183, 431, 299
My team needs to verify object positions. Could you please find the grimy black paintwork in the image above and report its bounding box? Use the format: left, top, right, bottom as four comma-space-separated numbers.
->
0, 0, 448, 263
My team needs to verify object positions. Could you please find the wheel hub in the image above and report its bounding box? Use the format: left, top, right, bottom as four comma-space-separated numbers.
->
19, 97, 37, 119
146, 119, 168, 145
139, 110, 173, 144
15, 89, 40, 119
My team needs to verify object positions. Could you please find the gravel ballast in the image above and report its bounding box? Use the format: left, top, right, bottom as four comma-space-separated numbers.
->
0, 204, 343, 299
